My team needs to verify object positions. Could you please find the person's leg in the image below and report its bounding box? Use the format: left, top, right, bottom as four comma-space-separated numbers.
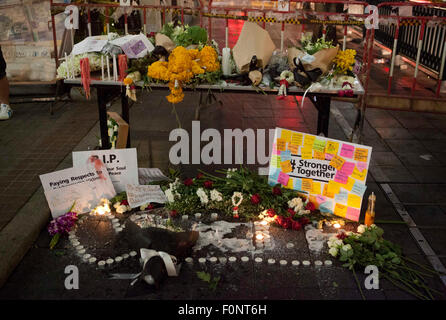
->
0, 76, 9, 106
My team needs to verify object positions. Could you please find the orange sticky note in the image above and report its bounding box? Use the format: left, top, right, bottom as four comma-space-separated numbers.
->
291, 132, 303, 146
311, 181, 321, 194
313, 150, 325, 160
323, 184, 334, 198
345, 177, 356, 191
301, 147, 313, 160
276, 138, 286, 151
347, 194, 362, 208
281, 160, 292, 173
351, 167, 367, 181
334, 203, 348, 218
325, 141, 339, 155
286, 177, 294, 189
354, 148, 369, 162
327, 180, 341, 194
329, 155, 346, 170
303, 135, 316, 149
281, 129, 292, 143
302, 178, 313, 192
288, 144, 299, 155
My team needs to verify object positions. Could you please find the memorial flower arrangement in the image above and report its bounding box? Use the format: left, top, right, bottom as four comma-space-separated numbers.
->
160, 22, 208, 48
147, 45, 220, 104
159, 167, 314, 228
47, 202, 78, 250
328, 224, 444, 300
56, 52, 104, 79
332, 49, 357, 75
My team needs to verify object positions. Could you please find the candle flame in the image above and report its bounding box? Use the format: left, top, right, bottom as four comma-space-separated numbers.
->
333, 223, 341, 229
260, 220, 268, 226
91, 199, 111, 216
256, 233, 264, 241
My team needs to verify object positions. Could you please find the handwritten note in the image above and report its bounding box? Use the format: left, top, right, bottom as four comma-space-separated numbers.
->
323, 184, 335, 198
329, 155, 346, 170
327, 180, 341, 194
351, 167, 367, 181
126, 184, 167, 208
354, 148, 369, 162
286, 177, 294, 189
340, 143, 355, 159
276, 138, 286, 151
294, 178, 302, 191
335, 190, 349, 204
303, 135, 316, 149
347, 193, 362, 209
278, 171, 290, 186
311, 181, 321, 194
351, 181, 367, 196
301, 147, 313, 160
325, 141, 339, 155
302, 178, 313, 192
346, 207, 360, 220
288, 144, 299, 155
281, 129, 292, 142
340, 161, 355, 175
313, 150, 325, 160
313, 139, 326, 153
280, 150, 291, 162
334, 203, 348, 218
291, 132, 303, 146
334, 171, 349, 184
281, 160, 292, 173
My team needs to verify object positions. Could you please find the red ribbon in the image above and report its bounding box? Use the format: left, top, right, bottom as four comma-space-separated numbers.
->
279, 79, 289, 88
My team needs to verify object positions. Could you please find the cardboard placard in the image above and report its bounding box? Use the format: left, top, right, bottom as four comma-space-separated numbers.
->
40, 163, 116, 218
107, 111, 129, 149
72, 148, 138, 193
268, 128, 372, 221
125, 184, 167, 208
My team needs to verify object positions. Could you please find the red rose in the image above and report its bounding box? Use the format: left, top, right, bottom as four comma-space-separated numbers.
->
287, 208, 295, 217
197, 173, 204, 179
184, 178, 194, 186
272, 187, 282, 196
267, 208, 276, 217
204, 180, 213, 189
275, 216, 291, 229
292, 220, 302, 231
337, 232, 348, 240
298, 216, 310, 226
251, 193, 261, 205
170, 210, 178, 217
121, 200, 129, 206
305, 201, 315, 211
147, 204, 154, 210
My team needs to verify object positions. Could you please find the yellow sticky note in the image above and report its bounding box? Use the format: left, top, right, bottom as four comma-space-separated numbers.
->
277, 138, 286, 151
301, 147, 313, 160
347, 194, 362, 208
313, 150, 325, 160
329, 155, 346, 170
325, 141, 340, 155
311, 182, 321, 194
327, 180, 341, 194
323, 184, 334, 198
334, 203, 348, 218
291, 132, 303, 146
351, 167, 367, 181
345, 177, 356, 191
281, 129, 292, 143
286, 177, 294, 189
354, 148, 369, 162
281, 160, 292, 173
302, 178, 313, 192
303, 135, 316, 149
288, 144, 299, 155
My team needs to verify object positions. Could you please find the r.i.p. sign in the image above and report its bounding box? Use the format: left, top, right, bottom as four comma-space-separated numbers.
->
268, 128, 372, 221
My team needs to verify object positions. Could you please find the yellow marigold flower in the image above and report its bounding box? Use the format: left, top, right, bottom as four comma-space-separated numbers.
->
123, 77, 133, 86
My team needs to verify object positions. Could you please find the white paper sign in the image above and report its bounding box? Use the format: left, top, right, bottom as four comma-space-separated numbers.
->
138, 168, 169, 185
72, 148, 138, 193
71, 37, 108, 56
126, 184, 167, 208
278, 0, 290, 12
110, 33, 155, 59
40, 165, 116, 218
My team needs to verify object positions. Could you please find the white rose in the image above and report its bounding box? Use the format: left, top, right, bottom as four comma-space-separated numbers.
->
165, 189, 175, 203
210, 189, 223, 202
334, 239, 344, 247
116, 205, 127, 214
342, 244, 352, 251
329, 247, 338, 257
357, 225, 367, 234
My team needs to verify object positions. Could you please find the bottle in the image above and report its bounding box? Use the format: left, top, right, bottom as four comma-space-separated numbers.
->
364, 192, 376, 227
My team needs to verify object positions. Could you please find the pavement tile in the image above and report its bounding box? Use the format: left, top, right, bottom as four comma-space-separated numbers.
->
386, 139, 430, 154
409, 128, 446, 140
389, 184, 446, 204
370, 151, 404, 166
375, 127, 414, 139
396, 117, 435, 129
397, 153, 441, 167
367, 116, 403, 128
405, 205, 446, 227
407, 166, 446, 183
369, 165, 417, 183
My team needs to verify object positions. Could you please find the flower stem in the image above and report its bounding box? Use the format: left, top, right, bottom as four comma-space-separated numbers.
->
352, 268, 366, 300
171, 103, 182, 129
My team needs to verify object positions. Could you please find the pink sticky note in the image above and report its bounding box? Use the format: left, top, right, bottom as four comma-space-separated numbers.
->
272, 143, 280, 155
341, 161, 355, 175
356, 162, 367, 172
316, 195, 326, 204
334, 171, 348, 184
340, 144, 355, 159
346, 207, 360, 221
325, 153, 334, 161
278, 171, 290, 186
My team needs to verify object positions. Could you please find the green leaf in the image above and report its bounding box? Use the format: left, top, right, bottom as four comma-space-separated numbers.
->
196, 271, 211, 283
49, 233, 60, 250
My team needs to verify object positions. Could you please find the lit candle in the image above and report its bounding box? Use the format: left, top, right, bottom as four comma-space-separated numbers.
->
333, 223, 341, 229
314, 260, 323, 267
88, 257, 97, 264
75, 245, 84, 251
115, 256, 123, 263
185, 257, 193, 265
286, 242, 294, 249
122, 253, 129, 260
255, 233, 264, 241
182, 215, 188, 221
98, 260, 106, 269
106, 258, 114, 266
194, 213, 202, 219
71, 240, 80, 247
324, 260, 332, 266
211, 213, 218, 220
129, 251, 137, 258
77, 249, 86, 256
228, 256, 237, 264
222, 47, 232, 76
198, 258, 206, 265
302, 260, 311, 266
268, 258, 275, 265
280, 260, 288, 266
254, 257, 263, 263
209, 257, 217, 264
112, 54, 117, 81
82, 254, 91, 262
291, 260, 300, 266
107, 55, 111, 81
241, 256, 249, 263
